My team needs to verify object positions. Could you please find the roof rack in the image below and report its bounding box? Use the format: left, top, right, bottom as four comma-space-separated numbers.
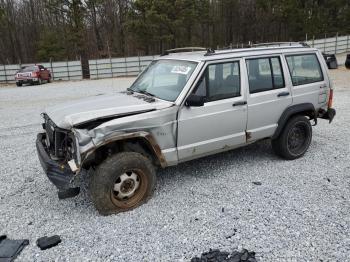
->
204, 42, 310, 56
161, 47, 207, 56
250, 42, 310, 48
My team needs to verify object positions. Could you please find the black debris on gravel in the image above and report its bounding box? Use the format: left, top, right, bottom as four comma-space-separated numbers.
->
36, 235, 61, 250
252, 182, 262, 186
345, 54, 350, 69
0, 235, 29, 262
191, 248, 257, 262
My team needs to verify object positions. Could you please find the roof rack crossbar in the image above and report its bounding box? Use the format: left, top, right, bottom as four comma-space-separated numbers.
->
161, 47, 207, 56
251, 42, 310, 48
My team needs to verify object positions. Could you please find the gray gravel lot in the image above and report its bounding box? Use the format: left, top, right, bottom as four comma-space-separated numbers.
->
0, 69, 350, 261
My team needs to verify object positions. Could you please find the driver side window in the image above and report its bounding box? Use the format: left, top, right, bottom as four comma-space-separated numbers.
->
193, 75, 207, 97
193, 61, 241, 102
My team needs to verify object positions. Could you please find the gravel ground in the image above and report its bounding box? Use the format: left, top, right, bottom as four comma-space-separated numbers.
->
0, 68, 350, 261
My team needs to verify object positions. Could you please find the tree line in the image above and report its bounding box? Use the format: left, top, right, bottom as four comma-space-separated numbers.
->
0, 0, 349, 65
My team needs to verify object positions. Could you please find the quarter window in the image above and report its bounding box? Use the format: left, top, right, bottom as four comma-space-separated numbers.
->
246, 57, 285, 94
286, 54, 324, 86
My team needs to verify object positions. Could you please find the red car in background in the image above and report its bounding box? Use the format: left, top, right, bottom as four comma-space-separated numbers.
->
15, 65, 51, 86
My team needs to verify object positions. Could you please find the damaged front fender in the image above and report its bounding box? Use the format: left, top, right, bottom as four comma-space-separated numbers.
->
79, 131, 168, 169
72, 106, 179, 172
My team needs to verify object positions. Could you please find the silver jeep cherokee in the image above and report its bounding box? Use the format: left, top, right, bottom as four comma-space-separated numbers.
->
36, 43, 336, 215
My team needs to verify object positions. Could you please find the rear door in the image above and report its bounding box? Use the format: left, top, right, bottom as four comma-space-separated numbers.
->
245, 55, 293, 141
284, 52, 328, 110
177, 59, 248, 161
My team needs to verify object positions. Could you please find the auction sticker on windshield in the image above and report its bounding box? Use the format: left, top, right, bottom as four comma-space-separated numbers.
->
171, 66, 192, 75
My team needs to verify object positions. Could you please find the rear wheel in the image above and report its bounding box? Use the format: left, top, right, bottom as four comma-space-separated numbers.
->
272, 115, 312, 160
89, 152, 156, 215
37, 78, 42, 85
16, 82, 22, 87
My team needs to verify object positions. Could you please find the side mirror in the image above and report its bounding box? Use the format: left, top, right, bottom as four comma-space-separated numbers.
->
185, 94, 205, 107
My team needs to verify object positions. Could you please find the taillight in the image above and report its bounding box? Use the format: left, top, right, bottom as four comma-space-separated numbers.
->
328, 89, 333, 108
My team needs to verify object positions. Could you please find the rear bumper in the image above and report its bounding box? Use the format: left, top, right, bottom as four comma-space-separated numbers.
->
319, 108, 336, 123
36, 133, 75, 190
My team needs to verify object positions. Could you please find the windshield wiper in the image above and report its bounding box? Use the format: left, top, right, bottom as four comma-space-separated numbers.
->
134, 89, 155, 97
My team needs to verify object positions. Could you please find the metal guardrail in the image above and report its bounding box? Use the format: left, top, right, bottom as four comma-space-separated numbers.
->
0, 34, 349, 84
88, 55, 158, 79
0, 60, 82, 84
306, 34, 350, 54
0, 55, 158, 84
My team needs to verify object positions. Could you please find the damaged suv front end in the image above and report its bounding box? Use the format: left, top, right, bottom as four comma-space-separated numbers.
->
36, 59, 198, 199
36, 114, 81, 197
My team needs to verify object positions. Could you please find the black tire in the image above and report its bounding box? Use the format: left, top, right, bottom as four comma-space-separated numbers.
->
16, 82, 22, 87
271, 115, 312, 160
89, 152, 156, 215
37, 78, 42, 85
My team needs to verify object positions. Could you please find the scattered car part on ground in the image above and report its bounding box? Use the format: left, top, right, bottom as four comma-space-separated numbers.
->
15, 65, 51, 87
36, 43, 336, 215
57, 187, 80, 199
0, 235, 29, 262
191, 248, 257, 262
36, 235, 61, 250
345, 54, 350, 69
322, 53, 338, 69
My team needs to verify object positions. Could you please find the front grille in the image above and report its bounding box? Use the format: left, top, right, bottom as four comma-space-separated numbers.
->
45, 118, 55, 149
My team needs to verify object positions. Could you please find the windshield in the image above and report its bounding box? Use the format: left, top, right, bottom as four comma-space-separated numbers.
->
129, 60, 197, 101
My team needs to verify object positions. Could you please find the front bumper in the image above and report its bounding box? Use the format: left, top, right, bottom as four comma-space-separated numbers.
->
36, 133, 75, 190
16, 78, 38, 83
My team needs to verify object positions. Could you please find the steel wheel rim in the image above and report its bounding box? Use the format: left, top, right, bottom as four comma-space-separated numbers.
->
110, 169, 148, 208
287, 123, 308, 155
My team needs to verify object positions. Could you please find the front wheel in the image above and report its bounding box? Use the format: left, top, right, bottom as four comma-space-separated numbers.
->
89, 152, 156, 215
272, 115, 312, 160
16, 82, 22, 87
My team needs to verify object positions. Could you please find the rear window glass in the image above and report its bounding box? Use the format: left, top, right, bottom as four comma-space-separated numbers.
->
286, 54, 323, 86
20, 66, 37, 72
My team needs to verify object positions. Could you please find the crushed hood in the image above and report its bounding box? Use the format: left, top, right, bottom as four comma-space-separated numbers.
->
45, 92, 174, 129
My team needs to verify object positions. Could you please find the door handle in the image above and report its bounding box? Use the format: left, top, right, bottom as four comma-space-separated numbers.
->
232, 101, 247, 107
277, 92, 290, 97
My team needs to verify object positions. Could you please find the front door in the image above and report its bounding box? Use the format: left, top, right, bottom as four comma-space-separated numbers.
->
177, 60, 248, 162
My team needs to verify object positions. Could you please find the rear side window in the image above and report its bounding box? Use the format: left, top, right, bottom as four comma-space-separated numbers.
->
286, 54, 324, 86
246, 57, 285, 94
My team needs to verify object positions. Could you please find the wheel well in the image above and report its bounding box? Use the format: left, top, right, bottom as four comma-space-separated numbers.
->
290, 110, 315, 120
82, 137, 160, 169
272, 103, 316, 139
